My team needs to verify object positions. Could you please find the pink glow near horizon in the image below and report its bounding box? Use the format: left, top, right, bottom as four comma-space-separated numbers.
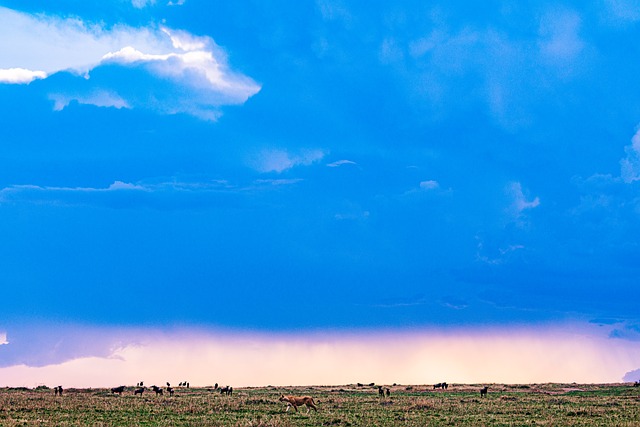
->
1, 324, 639, 388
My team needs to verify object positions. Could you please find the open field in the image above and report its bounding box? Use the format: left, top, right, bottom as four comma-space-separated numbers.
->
1, 383, 639, 426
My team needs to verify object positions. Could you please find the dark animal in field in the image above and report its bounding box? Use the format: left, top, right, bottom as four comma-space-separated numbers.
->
220, 385, 233, 396
378, 386, 385, 397
151, 385, 163, 395
434, 382, 449, 390
134, 387, 145, 395
186, 382, 190, 388
166, 382, 170, 387
111, 386, 126, 395
167, 387, 174, 396
279, 395, 317, 413
368, 382, 375, 387
214, 383, 218, 390
385, 388, 390, 397
480, 386, 488, 397
54, 386, 63, 396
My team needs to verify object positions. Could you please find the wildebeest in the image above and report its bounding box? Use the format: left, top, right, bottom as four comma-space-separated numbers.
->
111, 386, 126, 395
167, 387, 174, 396
377, 386, 390, 398
434, 382, 448, 390
134, 387, 145, 396
279, 395, 317, 413
151, 385, 163, 395
54, 386, 63, 396
480, 386, 489, 397
214, 383, 218, 390
220, 385, 233, 396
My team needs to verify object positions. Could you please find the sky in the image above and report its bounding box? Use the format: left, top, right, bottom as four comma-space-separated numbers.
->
1, 0, 640, 387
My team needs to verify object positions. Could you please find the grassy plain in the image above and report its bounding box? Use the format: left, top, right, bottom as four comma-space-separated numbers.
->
1, 383, 639, 426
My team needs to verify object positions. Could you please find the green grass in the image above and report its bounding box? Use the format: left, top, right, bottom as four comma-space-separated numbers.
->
1, 383, 639, 426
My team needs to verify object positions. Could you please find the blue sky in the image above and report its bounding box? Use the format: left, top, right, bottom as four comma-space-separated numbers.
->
2, 0, 640, 385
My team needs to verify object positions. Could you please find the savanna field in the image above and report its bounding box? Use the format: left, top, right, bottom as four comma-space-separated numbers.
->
1, 383, 640, 426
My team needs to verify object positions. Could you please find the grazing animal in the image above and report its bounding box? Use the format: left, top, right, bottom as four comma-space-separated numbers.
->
378, 386, 385, 398
214, 383, 218, 390
111, 386, 126, 395
151, 385, 163, 396
167, 387, 174, 396
54, 386, 63, 396
220, 385, 233, 396
480, 386, 489, 397
279, 395, 317, 413
134, 387, 145, 396
385, 388, 390, 398
186, 382, 190, 388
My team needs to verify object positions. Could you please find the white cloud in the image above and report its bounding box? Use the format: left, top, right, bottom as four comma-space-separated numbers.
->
379, 37, 404, 64
538, 9, 585, 65
604, 0, 640, 23
50, 91, 129, 111
620, 128, 640, 183
0, 68, 47, 84
253, 149, 326, 173
132, 0, 156, 8
0, 6, 260, 119
396, 6, 591, 131
419, 180, 439, 190
327, 159, 357, 167
507, 181, 540, 216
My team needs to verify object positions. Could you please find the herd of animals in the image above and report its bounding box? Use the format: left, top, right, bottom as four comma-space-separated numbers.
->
46, 380, 491, 414
108, 381, 233, 397
36, 381, 640, 413
46, 381, 640, 414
